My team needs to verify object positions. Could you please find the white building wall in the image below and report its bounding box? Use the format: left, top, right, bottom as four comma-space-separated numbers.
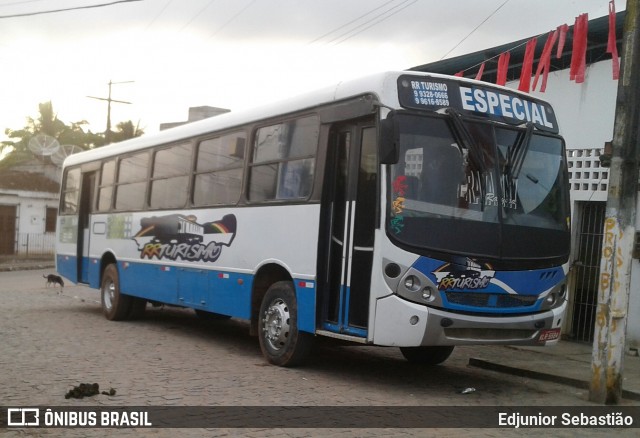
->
0, 189, 58, 254
18, 193, 56, 234
506, 60, 639, 350
526, 61, 618, 151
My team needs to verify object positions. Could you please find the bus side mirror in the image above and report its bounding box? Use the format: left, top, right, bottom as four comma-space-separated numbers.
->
379, 115, 399, 164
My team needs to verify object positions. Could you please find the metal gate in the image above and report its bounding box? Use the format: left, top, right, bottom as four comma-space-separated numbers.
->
570, 201, 606, 342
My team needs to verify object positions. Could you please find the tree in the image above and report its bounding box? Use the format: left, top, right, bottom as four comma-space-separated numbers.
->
111, 120, 144, 143
1, 101, 144, 169
1, 102, 67, 165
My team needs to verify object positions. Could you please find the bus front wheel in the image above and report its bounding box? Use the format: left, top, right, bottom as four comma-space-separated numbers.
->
101, 264, 132, 321
258, 281, 313, 367
400, 346, 454, 365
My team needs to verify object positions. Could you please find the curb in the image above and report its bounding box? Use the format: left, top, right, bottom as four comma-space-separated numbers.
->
469, 357, 640, 402
0, 264, 55, 273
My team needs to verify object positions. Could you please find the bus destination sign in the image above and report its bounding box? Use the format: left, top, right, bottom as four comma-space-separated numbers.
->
397, 75, 559, 134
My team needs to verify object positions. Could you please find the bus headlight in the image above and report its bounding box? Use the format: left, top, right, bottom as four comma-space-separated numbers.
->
395, 268, 442, 306
384, 260, 441, 306
545, 292, 558, 307
540, 283, 567, 311
404, 275, 421, 291
422, 286, 436, 302
559, 284, 567, 299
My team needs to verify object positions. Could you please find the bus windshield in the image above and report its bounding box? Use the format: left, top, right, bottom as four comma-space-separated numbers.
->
388, 113, 570, 265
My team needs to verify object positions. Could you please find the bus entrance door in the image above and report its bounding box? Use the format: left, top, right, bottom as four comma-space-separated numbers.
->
77, 171, 96, 284
321, 123, 377, 338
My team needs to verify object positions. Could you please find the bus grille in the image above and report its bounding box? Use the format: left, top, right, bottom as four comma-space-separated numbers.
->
445, 292, 538, 309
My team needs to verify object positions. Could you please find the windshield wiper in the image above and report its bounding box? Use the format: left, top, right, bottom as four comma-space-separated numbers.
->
505, 122, 534, 180
442, 107, 484, 171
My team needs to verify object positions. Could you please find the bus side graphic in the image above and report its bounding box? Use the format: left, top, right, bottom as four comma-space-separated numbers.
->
133, 213, 237, 262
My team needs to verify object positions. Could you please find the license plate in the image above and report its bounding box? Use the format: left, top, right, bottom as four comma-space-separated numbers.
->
538, 328, 561, 342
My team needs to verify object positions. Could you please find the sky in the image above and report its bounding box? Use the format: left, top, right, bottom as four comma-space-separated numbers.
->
0, 0, 622, 146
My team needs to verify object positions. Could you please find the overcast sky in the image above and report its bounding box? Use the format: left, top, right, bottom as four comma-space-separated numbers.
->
0, 0, 622, 141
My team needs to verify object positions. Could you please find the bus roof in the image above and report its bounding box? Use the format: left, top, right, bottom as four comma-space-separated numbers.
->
63, 70, 555, 168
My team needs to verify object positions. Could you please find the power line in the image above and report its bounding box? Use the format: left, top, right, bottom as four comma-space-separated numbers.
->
439, 0, 510, 60
144, 0, 173, 31
179, 0, 218, 33
0, 0, 143, 19
455, 35, 538, 75
331, 0, 418, 46
307, 0, 399, 45
210, 0, 257, 38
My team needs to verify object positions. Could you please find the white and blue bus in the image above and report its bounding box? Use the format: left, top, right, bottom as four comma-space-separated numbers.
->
56, 71, 570, 366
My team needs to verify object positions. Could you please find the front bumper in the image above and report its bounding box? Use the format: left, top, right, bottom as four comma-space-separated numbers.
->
372, 294, 566, 347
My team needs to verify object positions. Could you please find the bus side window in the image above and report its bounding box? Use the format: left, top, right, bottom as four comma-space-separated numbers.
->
248, 115, 319, 202
193, 132, 246, 206
114, 152, 149, 211
97, 159, 116, 211
61, 167, 81, 214
150, 142, 193, 209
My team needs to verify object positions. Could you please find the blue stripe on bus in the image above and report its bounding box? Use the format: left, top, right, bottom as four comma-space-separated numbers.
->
57, 254, 76, 285
56, 255, 101, 288
58, 255, 316, 332
87, 258, 101, 289
341, 285, 368, 337
318, 285, 368, 338
294, 280, 316, 334
118, 261, 253, 319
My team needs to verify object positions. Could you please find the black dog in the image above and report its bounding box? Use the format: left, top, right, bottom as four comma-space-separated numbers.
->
43, 274, 64, 289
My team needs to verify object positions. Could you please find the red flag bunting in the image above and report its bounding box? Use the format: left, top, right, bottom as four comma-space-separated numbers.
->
496, 52, 510, 86
607, 0, 620, 80
451, 11, 614, 89
475, 62, 485, 81
533, 30, 558, 92
556, 24, 569, 58
570, 13, 588, 83
518, 38, 537, 93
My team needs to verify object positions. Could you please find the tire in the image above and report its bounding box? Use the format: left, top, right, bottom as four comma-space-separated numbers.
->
101, 264, 132, 321
258, 281, 313, 367
128, 298, 147, 320
399, 346, 454, 365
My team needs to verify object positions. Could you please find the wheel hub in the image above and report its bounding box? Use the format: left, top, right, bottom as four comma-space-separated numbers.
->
262, 298, 291, 350
103, 281, 115, 310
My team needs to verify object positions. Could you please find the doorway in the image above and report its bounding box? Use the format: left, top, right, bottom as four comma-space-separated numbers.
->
77, 172, 96, 283
320, 121, 378, 337
570, 201, 605, 342
0, 205, 17, 255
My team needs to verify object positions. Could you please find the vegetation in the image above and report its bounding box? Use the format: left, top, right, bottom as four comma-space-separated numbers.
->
0, 101, 144, 169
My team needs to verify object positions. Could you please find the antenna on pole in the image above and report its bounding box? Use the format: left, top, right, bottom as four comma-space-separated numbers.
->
88, 80, 134, 144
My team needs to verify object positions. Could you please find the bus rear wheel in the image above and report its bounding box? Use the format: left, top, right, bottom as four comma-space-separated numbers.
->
399, 346, 454, 365
101, 264, 132, 321
258, 281, 313, 367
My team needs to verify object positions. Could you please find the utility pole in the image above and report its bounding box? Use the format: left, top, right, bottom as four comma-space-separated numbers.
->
590, 0, 640, 405
88, 80, 134, 144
